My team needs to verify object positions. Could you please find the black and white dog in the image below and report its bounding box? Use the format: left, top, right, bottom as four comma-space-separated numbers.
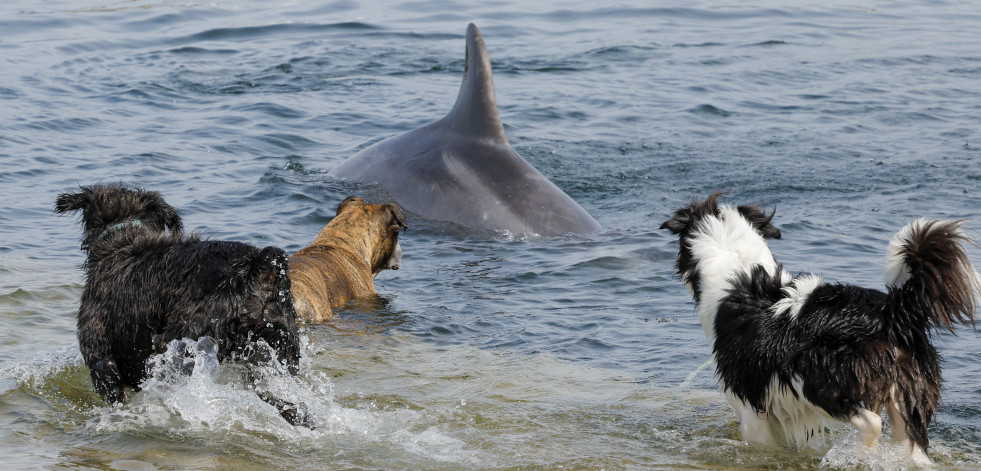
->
56, 183, 308, 426
661, 193, 979, 464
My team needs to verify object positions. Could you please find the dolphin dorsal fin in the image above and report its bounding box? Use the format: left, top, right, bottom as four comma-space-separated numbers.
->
442, 23, 509, 144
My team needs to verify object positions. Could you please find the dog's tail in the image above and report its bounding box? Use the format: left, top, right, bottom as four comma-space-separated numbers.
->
883, 218, 980, 453
885, 218, 980, 331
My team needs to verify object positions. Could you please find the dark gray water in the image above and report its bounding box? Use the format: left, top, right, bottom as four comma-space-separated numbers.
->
1, 0, 980, 469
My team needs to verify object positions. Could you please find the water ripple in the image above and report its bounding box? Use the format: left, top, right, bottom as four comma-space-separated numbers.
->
3, 0, 981, 468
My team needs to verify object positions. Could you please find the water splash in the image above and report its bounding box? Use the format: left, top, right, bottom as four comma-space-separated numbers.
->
5, 346, 84, 387
69, 337, 479, 463
820, 430, 929, 470
84, 337, 311, 435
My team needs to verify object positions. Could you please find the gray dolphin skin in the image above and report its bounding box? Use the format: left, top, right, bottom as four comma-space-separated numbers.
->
329, 23, 601, 236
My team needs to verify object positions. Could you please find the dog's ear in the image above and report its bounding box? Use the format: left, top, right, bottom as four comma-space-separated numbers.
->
387, 204, 408, 234
156, 200, 183, 234
141, 190, 183, 234
55, 189, 90, 214
660, 208, 690, 234
661, 192, 726, 235
336, 196, 365, 216
737, 204, 781, 239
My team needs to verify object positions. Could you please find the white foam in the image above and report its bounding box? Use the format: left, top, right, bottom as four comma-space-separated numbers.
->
820, 428, 930, 470
69, 337, 480, 464
5, 345, 83, 390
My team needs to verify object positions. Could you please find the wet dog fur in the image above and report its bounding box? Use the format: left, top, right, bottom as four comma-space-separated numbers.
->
56, 183, 309, 426
289, 196, 407, 323
661, 193, 980, 464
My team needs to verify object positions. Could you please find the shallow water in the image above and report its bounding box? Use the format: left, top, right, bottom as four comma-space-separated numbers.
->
2, 0, 980, 469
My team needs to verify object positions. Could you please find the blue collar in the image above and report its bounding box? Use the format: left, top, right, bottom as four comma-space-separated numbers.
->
99, 219, 145, 239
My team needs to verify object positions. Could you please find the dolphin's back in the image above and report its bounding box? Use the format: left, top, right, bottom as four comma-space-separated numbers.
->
329, 24, 600, 236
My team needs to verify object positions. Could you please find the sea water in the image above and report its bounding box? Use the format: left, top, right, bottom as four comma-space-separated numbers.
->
1, 0, 980, 469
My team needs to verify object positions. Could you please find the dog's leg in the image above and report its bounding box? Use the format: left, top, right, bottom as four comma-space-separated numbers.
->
89, 357, 125, 404
886, 400, 911, 446
849, 408, 882, 448
739, 407, 779, 447
245, 368, 314, 429
727, 392, 779, 446
255, 389, 314, 428
886, 400, 931, 465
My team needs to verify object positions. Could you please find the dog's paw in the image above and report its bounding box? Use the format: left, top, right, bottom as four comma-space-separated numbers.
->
280, 404, 316, 429
90, 357, 125, 404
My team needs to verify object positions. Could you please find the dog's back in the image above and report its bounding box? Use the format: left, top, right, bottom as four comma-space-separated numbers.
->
290, 245, 375, 322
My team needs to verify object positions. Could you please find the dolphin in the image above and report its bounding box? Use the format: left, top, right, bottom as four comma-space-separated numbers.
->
329, 23, 601, 236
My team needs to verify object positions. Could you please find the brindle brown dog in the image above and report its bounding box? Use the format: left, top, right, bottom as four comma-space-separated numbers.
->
290, 196, 407, 322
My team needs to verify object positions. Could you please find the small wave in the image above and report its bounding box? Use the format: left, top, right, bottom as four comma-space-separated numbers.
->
584, 44, 660, 57
23, 117, 106, 133
537, 6, 793, 23
177, 22, 379, 45
0, 86, 24, 98
949, 66, 981, 76
167, 46, 238, 55
673, 42, 724, 48
51, 22, 381, 56
233, 103, 307, 119
744, 40, 789, 47
5, 346, 83, 388
687, 104, 733, 117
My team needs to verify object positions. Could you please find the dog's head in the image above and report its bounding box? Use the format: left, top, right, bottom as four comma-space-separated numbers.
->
55, 183, 183, 252
659, 192, 780, 300
660, 192, 781, 241
332, 196, 408, 275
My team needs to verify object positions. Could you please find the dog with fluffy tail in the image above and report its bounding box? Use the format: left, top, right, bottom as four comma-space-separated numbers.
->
661, 193, 980, 464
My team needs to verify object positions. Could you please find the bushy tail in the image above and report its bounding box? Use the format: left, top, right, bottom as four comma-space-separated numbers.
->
885, 218, 980, 331
883, 219, 980, 454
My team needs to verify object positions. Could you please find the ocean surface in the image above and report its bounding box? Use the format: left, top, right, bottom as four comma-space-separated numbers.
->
2, 0, 980, 469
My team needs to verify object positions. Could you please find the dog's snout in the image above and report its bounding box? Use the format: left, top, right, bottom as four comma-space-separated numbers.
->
386, 242, 402, 270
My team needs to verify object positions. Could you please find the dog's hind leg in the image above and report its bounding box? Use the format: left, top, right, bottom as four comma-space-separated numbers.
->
89, 357, 125, 404
886, 400, 931, 465
727, 393, 779, 447
245, 368, 314, 429
256, 389, 314, 428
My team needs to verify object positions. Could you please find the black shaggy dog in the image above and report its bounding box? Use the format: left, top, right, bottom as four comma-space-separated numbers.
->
56, 183, 309, 426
